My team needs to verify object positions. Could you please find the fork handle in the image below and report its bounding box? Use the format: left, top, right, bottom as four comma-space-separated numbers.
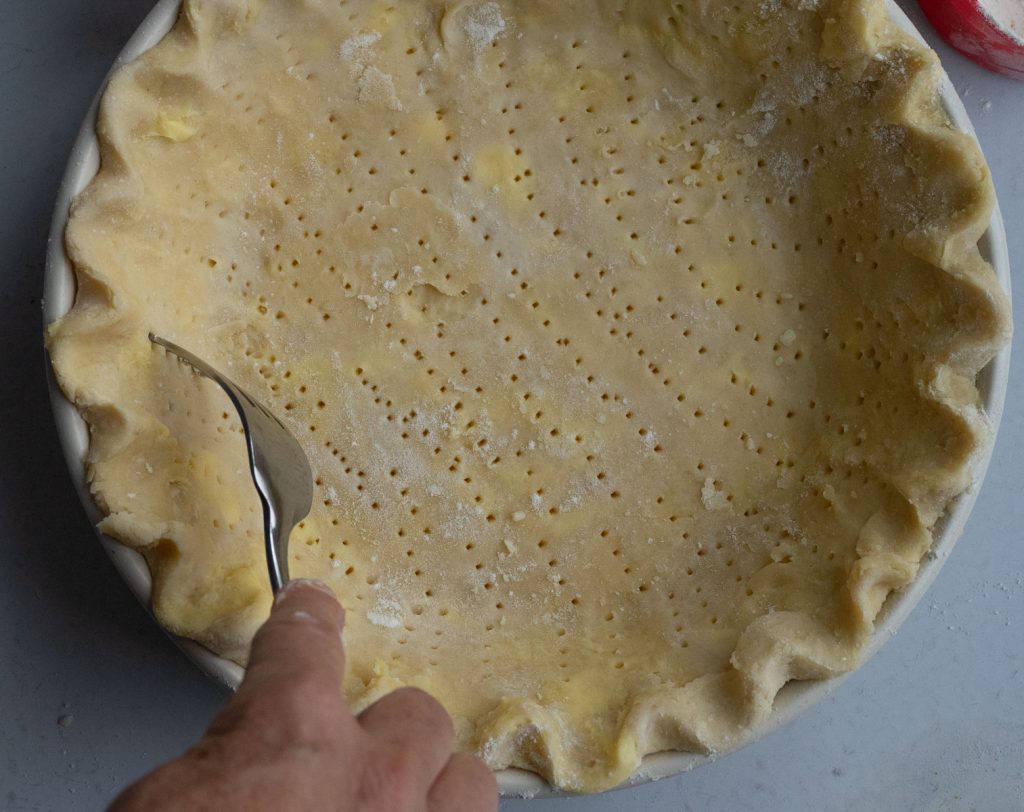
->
264, 509, 291, 593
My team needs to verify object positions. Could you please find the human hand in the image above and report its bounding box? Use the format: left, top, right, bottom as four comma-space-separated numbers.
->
110, 579, 498, 811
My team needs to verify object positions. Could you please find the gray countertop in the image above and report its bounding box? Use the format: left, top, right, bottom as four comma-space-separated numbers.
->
1, 2, 1021, 809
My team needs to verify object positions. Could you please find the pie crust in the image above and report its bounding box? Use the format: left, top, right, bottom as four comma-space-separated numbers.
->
48, 0, 1010, 792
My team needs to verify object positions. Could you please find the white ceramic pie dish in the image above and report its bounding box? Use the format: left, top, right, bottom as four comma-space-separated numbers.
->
42, 0, 1011, 798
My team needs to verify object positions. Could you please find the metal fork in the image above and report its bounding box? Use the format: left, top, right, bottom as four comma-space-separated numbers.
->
149, 334, 313, 594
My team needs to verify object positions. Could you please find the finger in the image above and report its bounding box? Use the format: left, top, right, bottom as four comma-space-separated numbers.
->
427, 753, 499, 812
240, 578, 347, 695
209, 579, 350, 743
358, 687, 454, 788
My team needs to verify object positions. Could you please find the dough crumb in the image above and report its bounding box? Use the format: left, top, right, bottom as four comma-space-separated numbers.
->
357, 66, 403, 111
701, 478, 729, 511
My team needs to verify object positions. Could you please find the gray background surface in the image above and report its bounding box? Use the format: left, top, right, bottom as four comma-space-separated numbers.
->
1, 1, 1021, 809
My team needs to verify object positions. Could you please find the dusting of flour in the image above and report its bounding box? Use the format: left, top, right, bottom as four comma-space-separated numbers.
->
366, 590, 404, 629
464, 3, 506, 52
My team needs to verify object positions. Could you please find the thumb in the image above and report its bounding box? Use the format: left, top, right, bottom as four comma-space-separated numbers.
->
234, 579, 347, 702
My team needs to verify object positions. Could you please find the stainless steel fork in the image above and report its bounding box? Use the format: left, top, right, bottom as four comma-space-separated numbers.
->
150, 334, 313, 593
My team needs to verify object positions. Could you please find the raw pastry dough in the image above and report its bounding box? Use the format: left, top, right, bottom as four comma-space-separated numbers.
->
49, 0, 1010, 792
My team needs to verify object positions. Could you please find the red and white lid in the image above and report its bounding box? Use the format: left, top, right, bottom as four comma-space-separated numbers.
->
918, 0, 1024, 79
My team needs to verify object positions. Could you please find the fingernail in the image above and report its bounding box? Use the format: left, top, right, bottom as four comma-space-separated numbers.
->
274, 578, 336, 605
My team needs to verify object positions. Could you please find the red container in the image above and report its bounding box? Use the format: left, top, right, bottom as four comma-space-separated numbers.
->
919, 0, 1024, 79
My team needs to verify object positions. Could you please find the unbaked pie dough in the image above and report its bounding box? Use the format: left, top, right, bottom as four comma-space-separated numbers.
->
49, 0, 1011, 792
